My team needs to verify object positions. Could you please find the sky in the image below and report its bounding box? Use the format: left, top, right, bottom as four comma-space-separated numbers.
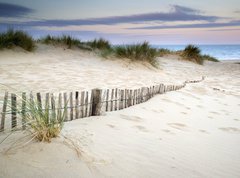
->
0, 0, 240, 44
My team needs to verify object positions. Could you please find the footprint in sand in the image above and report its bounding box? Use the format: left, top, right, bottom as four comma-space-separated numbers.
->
209, 111, 220, 115
120, 114, 142, 122
151, 109, 160, 113
168, 123, 188, 131
181, 111, 187, 115
107, 124, 116, 128
134, 125, 148, 132
219, 127, 240, 133
199, 129, 209, 134
234, 119, 239, 121
162, 129, 175, 135
197, 105, 204, 108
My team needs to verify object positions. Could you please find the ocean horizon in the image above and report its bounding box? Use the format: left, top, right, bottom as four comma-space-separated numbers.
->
153, 44, 240, 60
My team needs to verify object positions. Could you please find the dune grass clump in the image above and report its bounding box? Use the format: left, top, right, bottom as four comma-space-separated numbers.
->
201, 54, 219, 62
18, 94, 66, 142
181, 45, 203, 65
114, 41, 158, 66
157, 48, 175, 57
0, 29, 35, 51
87, 38, 111, 50
40, 35, 82, 49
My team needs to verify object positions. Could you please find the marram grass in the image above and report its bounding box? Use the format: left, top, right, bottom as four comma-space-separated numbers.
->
0, 29, 35, 51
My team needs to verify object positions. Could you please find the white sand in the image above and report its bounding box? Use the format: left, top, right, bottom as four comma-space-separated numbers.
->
0, 44, 240, 178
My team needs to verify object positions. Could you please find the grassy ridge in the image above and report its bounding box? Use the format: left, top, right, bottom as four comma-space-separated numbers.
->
0, 29, 35, 51
0, 29, 219, 65
114, 42, 158, 66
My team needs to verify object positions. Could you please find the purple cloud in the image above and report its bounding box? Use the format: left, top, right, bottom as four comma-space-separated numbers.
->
1, 5, 219, 27
0, 3, 34, 17
129, 20, 240, 30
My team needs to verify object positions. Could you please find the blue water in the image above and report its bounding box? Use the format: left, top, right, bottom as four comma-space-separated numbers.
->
153, 45, 240, 60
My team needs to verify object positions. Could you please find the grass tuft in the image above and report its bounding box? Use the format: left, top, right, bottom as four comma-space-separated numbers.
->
87, 38, 111, 50
40, 35, 82, 49
157, 48, 174, 57
20, 94, 66, 142
181, 45, 203, 65
114, 41, 158, 66
201, 54, 219, 62
0, 29, 35, 51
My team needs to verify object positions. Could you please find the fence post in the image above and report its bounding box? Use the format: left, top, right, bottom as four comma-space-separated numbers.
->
85, 91, 89, 117
11, 93, 17, 129
63, 92, 68, 121
45, 93, 50, 123
22, 92, 26, 130
70, 92, 73, 120
0, 92, 8, 132
105, 89, 109, 111
80, 91, 85, 118
37, 93, 42, 111
115, 88, 118, 111
91, 89, 102, 116
119, 90, 123, 110
58, 93, 62, 120
51, 93, 56, 121
75, 91, 79, 119
110, 89, 114, 111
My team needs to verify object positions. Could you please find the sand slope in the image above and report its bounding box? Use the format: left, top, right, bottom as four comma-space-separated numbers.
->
0, 45, 240, 178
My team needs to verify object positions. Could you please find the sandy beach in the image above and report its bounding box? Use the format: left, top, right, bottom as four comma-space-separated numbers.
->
0, 45, 240, 178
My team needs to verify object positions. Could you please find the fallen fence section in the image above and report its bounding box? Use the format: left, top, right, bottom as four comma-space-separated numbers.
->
0, 77, 204, 132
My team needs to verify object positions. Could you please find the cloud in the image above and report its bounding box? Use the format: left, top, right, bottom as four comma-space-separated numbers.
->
234, 10, 240, 13
1, 5, 219, 27
0, 3, 34, 18
129, 20, 240, 30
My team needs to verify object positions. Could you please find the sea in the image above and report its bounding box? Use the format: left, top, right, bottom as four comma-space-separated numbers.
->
153, 45, 240, 60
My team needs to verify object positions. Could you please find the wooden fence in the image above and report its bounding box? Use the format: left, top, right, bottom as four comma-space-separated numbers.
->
0, 77, 204, 132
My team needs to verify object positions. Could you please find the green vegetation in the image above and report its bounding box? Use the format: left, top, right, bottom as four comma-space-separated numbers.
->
114, 42, 158, 66
87, 38, 111, 50
22, 95, 66, 142
0, 29, 35, 51
157, 48, 174, 57
180, 45, 219, 64
0, 29, 219, 66
181, 45, 203, 65
40, 35, 82, 49
201, 54, 219, 62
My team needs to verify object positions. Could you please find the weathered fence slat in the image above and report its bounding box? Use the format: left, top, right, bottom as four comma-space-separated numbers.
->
45, 93, 50, 123
37, 93, 42, 111
85, 91, 89, 117
119, 90, 123, 110
80, 91, 85, 118
75, 91, 79, 119
11, 93, 17, 129
91, 89, 102, 116
110, 89, 114, 111
58, 93, 62, 120
115, 88, 118, 111
69, 92, 73, 120
105, 89, 109, 111
22, 92, 26, 130
89, 91, 93, 116
0, 92, 8, 132
51, 94, 56, 121
63, 92, 68, 121
128, 89, 131, 106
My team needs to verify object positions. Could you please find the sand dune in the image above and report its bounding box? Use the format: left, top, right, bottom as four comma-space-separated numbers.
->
0, 45, 240, 178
